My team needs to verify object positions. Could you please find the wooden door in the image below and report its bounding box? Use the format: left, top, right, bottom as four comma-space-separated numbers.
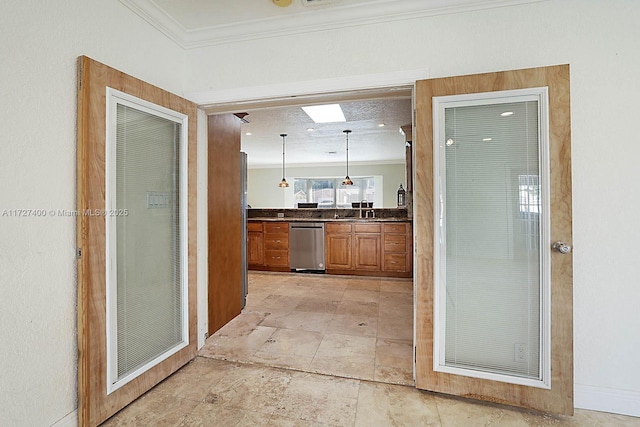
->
76, 56, 198, 427
208, 114, 243, 334
414, 65, 573, 414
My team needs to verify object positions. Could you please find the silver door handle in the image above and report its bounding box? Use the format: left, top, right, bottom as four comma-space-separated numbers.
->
553, 242, 572, 254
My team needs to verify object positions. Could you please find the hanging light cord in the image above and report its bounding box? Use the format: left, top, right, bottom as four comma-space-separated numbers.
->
343, 129, 353, 185
345, 132, 349, 176
279, 133, 289, 187
281, 134, 286, 179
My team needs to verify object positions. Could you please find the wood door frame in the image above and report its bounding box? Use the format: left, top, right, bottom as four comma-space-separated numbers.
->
414, 65, 573, 415
77, 56, 198, 426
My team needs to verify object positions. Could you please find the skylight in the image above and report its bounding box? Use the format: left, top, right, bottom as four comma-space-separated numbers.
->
301, 104, 346, 123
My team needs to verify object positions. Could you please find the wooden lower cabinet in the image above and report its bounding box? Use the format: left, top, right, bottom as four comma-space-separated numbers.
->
249, 219, 411, 277
247, 222, 264, 267
248, 221, 290, 272
326, 221, 411, 278
354, 223, 381, 271
382, 222, 412, 276
325, 224, 353, 270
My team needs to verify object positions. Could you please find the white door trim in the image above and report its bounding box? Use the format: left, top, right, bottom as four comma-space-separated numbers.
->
186, 70, 428, 107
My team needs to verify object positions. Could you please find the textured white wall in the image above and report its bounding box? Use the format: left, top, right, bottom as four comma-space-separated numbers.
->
0, 1, 186, 425
184, 0, 640, 415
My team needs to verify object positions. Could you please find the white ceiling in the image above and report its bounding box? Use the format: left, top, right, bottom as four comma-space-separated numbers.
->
237, 97, 412, 168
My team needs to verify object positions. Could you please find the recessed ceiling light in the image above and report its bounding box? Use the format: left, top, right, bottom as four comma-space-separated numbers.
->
501, 111, 514, 117
378, 123, 385, 127
482, 138, 492, 142
301, 104, 346, 123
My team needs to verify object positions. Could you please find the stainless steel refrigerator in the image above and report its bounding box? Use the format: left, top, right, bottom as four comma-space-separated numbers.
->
240, 152, 248, 308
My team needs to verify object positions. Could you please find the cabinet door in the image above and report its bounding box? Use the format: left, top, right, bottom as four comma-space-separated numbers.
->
326, 233, 352, 270
354, 234, 381, 271
247, 231, 264, 266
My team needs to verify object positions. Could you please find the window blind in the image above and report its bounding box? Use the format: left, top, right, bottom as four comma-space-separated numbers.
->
442, 100, 542, 379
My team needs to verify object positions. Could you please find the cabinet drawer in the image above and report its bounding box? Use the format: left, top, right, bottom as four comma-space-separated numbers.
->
264, 235, 288, 250
248, 222, 263, 232
384, 223, 407, 234
326, 223, 352, 234
264, 222, 289, 234
265, 250, 288, 267
384, 234, 407, 252
354, 223, 381, 234
383, 253, 408, 272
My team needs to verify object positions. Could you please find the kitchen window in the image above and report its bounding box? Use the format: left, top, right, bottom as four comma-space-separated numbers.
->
294, 177, 375, 208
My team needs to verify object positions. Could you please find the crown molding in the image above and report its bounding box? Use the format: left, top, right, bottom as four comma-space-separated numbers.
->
120, 0, 546, 49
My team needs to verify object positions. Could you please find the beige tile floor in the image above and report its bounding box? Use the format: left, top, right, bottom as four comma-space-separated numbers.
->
200, 272, 414, 385
101, 272, 640, 426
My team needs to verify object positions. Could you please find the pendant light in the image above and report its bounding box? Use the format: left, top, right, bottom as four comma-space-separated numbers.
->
342, 129, 353, 186
278, 133, 289, 188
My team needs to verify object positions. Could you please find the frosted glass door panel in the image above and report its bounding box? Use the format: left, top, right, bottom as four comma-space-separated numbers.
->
114, 104, 185, 384
441, 100, 542, 380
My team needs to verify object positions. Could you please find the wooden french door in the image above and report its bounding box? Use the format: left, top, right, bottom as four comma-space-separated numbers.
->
76, 56, 198, 426
414, 65, 573, 414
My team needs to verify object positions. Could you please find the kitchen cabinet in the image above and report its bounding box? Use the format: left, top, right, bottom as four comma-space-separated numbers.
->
325, 223, 353, 270
382, 222, 412, 276
247, 222, 264, 267
248, 221, 290, 271
353, 223, 381, 271
249, 219, 411, 277
326, 220, 411, 278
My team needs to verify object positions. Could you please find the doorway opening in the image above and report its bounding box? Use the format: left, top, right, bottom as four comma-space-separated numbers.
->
201, 82, 417, 385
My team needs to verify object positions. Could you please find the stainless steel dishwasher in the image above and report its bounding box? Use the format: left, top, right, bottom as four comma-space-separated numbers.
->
289, 222, 325, 272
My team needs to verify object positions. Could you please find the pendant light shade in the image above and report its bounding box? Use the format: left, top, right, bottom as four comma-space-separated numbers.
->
278, 133, 289, 187
342, 129, 353, 186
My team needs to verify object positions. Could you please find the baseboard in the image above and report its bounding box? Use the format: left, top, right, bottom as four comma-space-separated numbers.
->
51, 409, 77, 427
575, 384, 640, 418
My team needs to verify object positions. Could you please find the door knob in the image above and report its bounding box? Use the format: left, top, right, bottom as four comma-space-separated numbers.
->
552, 242, 572, 254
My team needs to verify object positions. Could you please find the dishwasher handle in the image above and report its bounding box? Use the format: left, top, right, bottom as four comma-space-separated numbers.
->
289, 223, 324, 229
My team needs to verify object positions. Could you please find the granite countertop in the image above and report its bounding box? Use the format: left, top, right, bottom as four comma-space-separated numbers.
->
249, 217, 410, 222
248, 207, 409, 222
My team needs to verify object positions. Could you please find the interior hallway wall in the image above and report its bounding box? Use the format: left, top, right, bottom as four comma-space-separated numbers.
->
0, 1, 187, 425
184, 0, 640, 416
